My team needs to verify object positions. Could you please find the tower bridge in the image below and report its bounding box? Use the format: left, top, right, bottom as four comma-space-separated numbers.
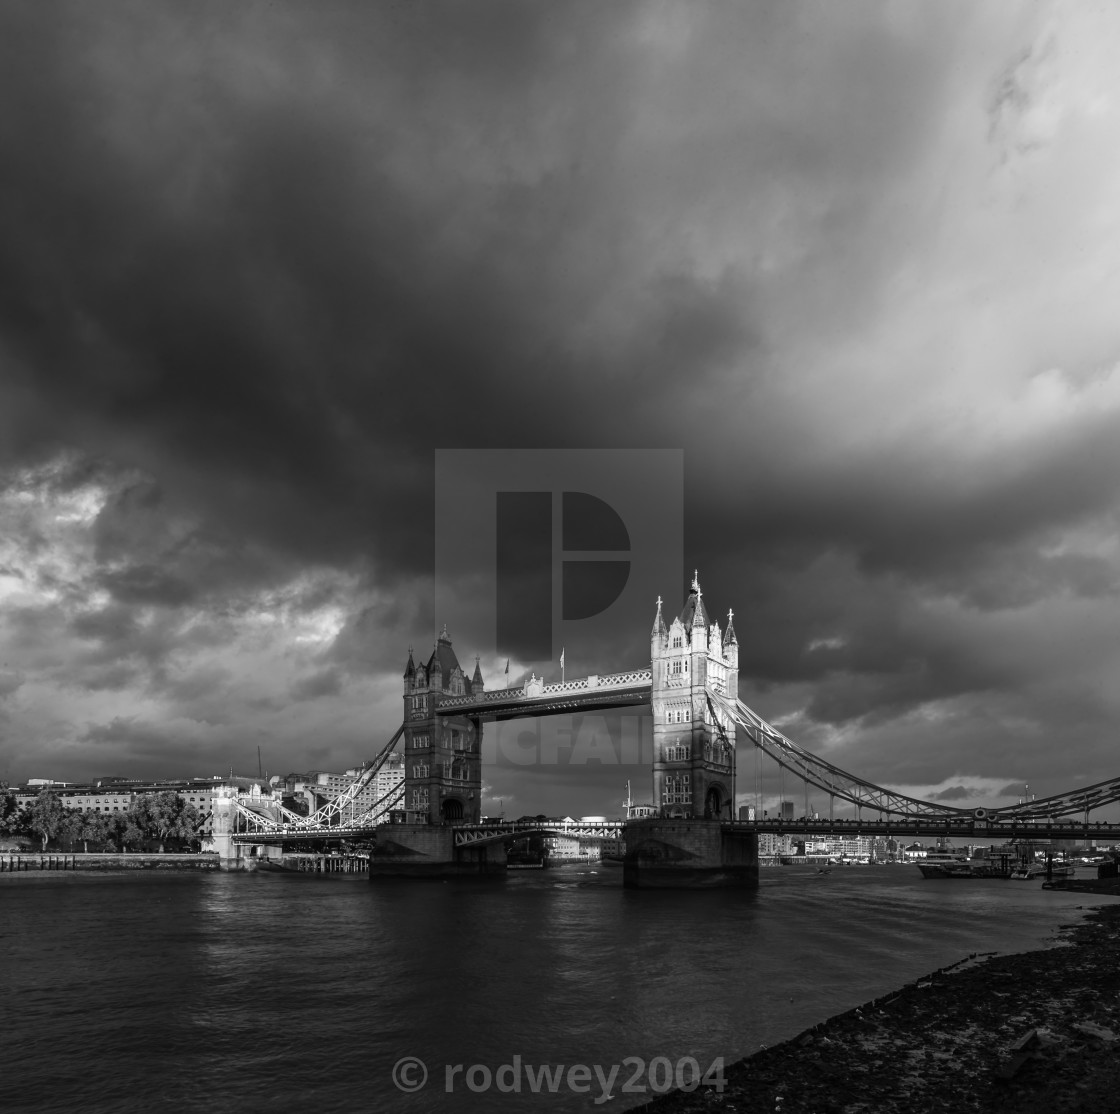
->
211, 572, 1120, 884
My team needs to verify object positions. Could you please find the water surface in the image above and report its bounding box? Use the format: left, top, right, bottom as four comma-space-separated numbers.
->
1, 863, 1104, 1112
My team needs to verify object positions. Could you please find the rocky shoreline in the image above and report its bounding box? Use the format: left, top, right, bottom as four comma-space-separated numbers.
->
638, 901, 1120, 1114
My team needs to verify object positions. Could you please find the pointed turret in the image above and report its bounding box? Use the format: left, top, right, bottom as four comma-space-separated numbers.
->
678, 569, 711, 634
691, 570, 707, 629
724, 608, 739, 697
723, 609, 737, 647
425, 625, 464, 693
652, 595, 667, 638
471, 656, 485, 695
403, 645, 416, 680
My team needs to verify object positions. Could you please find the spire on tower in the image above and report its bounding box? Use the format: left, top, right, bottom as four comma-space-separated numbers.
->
678, 572, 710, 632
723, 608, 737, 646
403, 645, 416, 679
471, 655, 485, 693
652, 594, 667, 637
691, 572, 706, 627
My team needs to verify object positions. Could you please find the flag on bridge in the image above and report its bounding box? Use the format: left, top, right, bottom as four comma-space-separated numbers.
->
560, 647, 565, 681
504, 659, 509, 688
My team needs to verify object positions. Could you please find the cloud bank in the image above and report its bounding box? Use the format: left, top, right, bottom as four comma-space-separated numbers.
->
2, 2, 1120, 817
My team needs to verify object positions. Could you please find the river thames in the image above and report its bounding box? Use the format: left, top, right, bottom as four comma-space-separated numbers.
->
0, 863, 1103, 1113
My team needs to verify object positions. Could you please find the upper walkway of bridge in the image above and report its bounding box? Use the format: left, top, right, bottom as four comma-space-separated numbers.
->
433, 669, 652, 720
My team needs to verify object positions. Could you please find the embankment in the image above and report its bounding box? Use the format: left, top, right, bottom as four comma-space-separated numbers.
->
638, 901, 1120, 1114
1, 852, 219, 872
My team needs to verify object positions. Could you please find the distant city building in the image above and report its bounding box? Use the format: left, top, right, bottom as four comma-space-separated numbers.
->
599, 835, 625, 859
52, 788, 134, 813
545, 833, 586, 860
758, 832, 795, 856
797, 836, 872, 859
531, 817, 615, 862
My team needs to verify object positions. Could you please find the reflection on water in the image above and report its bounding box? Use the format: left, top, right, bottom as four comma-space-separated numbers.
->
0, 865, 1104, 1113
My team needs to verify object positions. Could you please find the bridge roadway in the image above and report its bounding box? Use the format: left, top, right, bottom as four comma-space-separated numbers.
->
232, 819, 624, 847
233, 816, 1120, 847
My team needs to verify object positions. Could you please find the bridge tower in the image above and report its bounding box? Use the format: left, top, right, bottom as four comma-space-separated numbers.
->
650, 572, 737, 819
402, 627, 484, 824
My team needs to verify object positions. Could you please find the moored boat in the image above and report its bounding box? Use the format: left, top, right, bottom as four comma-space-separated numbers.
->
916, 850, 973, 878
917, 860, 976, 878
1010, 860, 1076, 880
916, 845, 1020, 879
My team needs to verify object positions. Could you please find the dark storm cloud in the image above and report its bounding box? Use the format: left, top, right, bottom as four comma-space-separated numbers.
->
289, 668, 342, 702
2, 1, 1120, 805
0, 2, 676, 584
0, 2, 807, 599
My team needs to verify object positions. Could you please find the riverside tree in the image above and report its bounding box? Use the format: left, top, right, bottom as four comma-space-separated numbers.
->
28, 790, 67, 850
133, 791, 201, 852
118, 810, 146, 851
60, 808, 84, 850
77, 810, 109, 853
0, 790, 20, 834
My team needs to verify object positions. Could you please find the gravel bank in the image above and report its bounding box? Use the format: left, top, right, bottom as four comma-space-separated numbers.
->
637, 901, 1120, 1114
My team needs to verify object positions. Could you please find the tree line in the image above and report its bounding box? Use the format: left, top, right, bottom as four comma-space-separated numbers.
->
0, 789, 206, 852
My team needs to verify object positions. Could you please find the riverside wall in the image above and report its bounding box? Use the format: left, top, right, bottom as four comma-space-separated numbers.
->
0, 852, 220, 872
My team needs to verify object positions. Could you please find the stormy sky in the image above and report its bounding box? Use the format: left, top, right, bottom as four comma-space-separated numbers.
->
2, 1, 1120, 820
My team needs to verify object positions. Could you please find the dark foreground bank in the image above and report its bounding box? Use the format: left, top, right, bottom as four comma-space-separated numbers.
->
638, 901, 1120, 1114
